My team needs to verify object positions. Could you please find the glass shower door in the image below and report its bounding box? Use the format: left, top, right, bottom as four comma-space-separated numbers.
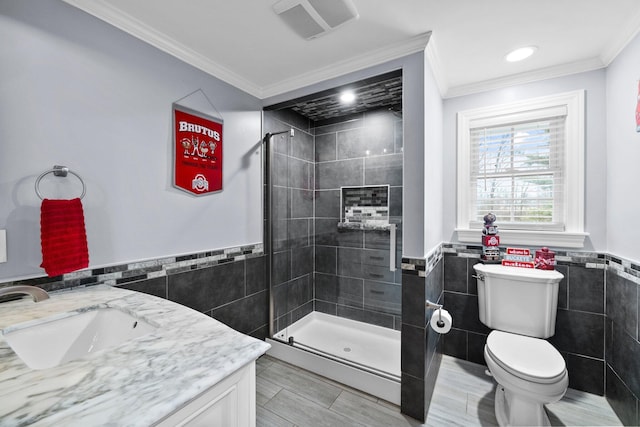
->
265, 122, 314, 340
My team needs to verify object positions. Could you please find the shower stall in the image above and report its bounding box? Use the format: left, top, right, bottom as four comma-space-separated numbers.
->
262, 71, 403, 404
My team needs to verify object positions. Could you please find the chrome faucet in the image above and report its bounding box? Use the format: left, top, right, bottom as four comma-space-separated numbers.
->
0, 286, 50, 302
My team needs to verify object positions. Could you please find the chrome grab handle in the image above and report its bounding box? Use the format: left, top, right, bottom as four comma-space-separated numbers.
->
389, 224, 396, 272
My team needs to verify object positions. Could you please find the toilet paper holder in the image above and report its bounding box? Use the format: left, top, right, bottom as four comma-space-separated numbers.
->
425, 300, 446, 328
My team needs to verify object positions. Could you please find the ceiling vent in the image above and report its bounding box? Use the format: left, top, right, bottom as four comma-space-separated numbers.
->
273, 0, 359, 40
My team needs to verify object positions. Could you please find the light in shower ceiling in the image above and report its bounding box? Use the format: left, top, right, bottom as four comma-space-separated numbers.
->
272, 0, 359, 40
340, 90, 356, 104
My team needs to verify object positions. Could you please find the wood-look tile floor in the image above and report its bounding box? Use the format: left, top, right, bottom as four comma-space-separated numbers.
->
256, 354, 623, 427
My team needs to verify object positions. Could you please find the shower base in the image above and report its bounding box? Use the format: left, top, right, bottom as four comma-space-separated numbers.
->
266, 311, 401, 405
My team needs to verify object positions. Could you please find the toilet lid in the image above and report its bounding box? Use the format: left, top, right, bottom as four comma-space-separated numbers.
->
486, 331, 566, 383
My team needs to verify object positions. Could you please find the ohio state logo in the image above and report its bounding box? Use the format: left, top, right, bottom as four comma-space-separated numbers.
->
192, 174, 209, 192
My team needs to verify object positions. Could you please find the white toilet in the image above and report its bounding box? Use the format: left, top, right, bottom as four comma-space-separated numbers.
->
472, 263, 567, 427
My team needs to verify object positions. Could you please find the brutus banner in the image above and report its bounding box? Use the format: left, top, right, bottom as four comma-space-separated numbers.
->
173, 106, 223, 195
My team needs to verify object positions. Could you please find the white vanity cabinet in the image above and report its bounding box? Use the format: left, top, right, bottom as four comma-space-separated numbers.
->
154, 361, 257, 427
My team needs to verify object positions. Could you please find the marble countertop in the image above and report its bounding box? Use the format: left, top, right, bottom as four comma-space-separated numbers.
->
0, 285, 270, 426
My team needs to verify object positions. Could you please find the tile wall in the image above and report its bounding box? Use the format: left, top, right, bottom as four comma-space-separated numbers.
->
265, 107, 404, 332
313, 109, 404, 329
4, 228, 636, 423
0, 244, 269, 339
400, 249, 444, 422
441, 244, 639, 426
606, 257, 640, 426
264, 110, 316, 333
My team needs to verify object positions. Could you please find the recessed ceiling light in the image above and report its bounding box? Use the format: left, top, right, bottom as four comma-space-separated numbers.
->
340, 91, 356, 104
505, 46, 537, 62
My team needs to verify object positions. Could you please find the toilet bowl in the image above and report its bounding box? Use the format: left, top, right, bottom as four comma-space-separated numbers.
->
484, 330, 568, 426
472, 263, 567, 426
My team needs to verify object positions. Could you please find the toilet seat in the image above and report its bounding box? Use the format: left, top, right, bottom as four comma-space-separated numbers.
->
486, 330, 565, 384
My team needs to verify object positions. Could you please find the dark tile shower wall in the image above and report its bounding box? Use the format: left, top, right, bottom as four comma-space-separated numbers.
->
0, 244, 269, 339
400, 251, 444, 422
606, 258, 640, 427
441, 243, 640, 425
313, 109, 404, 330
265, 107, 404, 333
264, 110, 316, 333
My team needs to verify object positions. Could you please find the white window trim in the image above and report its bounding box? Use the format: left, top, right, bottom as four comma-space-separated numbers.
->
456, 90, 588, 248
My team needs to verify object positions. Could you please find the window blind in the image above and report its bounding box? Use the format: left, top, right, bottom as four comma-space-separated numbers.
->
469, 113, 566, 230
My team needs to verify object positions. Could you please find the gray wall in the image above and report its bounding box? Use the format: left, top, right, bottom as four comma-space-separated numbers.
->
604, 30, 640, 426
422, 51, 444, 253
442, 69, 608, 251
606, 32, 640, 264
0, 1, 263, 281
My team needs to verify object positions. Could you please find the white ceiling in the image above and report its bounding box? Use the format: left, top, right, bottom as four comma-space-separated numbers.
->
63, 0, 640, 99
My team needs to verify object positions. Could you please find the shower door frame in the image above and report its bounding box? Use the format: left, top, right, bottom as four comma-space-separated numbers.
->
263, 128, 298, 340
265, 131, 275, 338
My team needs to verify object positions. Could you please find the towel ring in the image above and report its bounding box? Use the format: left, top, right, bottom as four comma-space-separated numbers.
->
35, 165, 86, 200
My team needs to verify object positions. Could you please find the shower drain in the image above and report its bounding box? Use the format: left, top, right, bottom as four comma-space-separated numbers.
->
343, 347, 351, 352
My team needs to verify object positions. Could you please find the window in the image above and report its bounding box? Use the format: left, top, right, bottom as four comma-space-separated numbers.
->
456, 90, 587, 248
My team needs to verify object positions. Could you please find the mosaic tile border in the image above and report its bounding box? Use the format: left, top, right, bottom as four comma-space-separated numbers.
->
607, 254, 640, 285
1, 243, 264, 293
6, 240, 639, 290
402, 245, 443, 277
435, 242, 640, 314
401, 257, 426, 276
419, 243, 640, 283
442, 243, 482, 258
442, 243, 607, 268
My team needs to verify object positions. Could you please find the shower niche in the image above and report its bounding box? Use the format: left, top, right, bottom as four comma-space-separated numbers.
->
338, 185, 396, 272
339, 185, 390, 229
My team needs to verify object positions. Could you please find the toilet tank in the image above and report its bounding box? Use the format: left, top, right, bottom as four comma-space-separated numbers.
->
472, 263, 564, 339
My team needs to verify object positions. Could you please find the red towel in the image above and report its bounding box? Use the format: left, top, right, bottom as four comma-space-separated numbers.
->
40, 198, 89, 277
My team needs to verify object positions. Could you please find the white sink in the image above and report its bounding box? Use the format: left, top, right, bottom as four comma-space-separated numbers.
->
2, 307, 156, 370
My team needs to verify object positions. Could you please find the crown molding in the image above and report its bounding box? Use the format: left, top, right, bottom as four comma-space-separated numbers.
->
62, 1, 638, 102
600, 8, 640, 65
62, 0, 263, 98
258, 32, 431, 98
443, 57, 606, 99
424, 34, 447, 98
62, 0, 429, 100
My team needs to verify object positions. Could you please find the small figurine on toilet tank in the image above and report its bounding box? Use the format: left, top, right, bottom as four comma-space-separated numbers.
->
481, 213, 501, 262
